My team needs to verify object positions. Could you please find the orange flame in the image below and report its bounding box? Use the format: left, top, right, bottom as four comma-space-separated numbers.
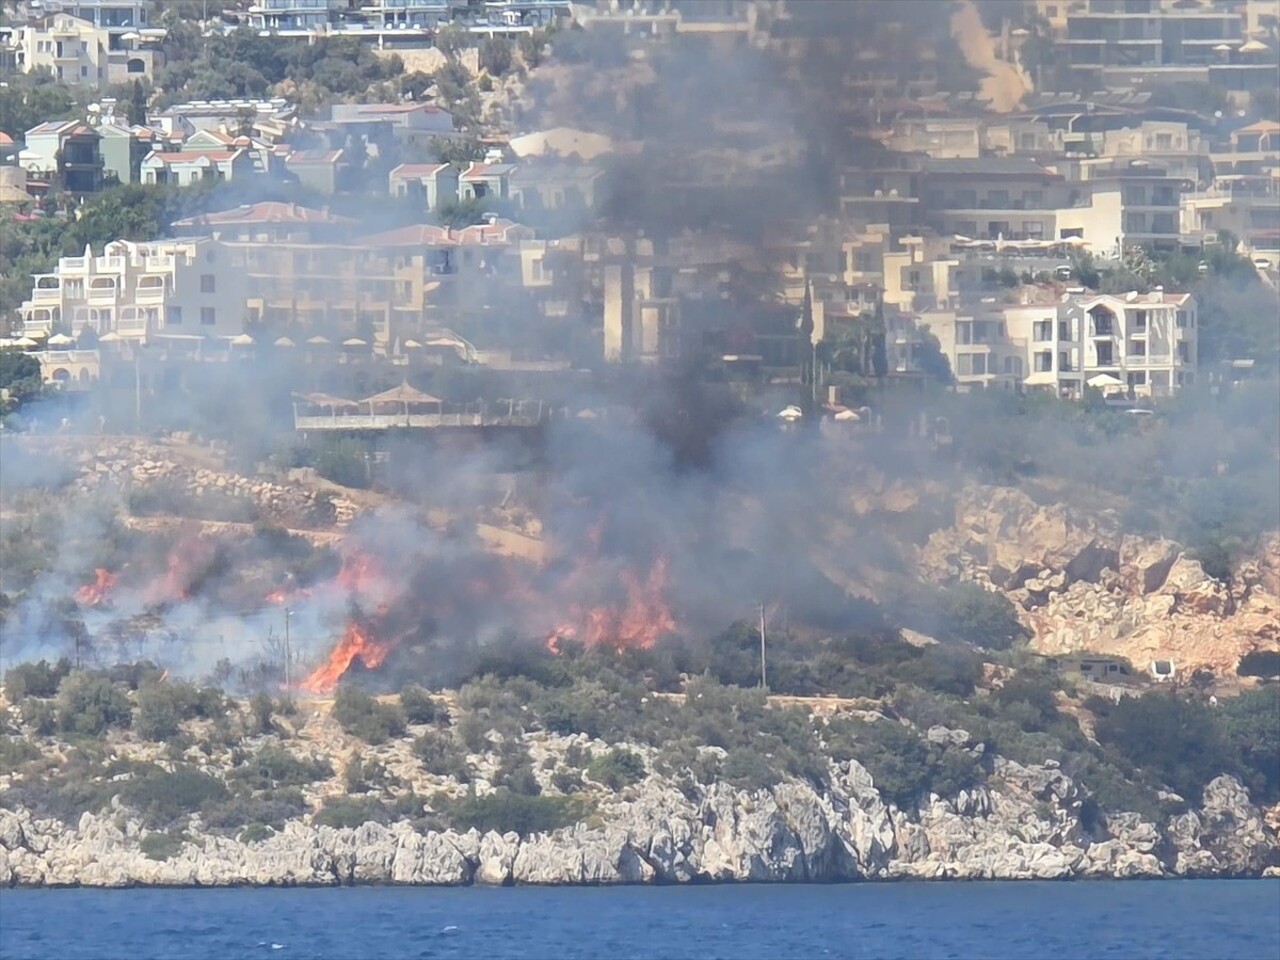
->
266, 586, 313, 605
75, 568, 118, 607
552, 557, 676, 652
299, 620, 393, 695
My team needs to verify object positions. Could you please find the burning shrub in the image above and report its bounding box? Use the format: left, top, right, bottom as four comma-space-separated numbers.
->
230, 746, 333, 791
440, 788, 586, 837
585, 748, 646, 791
331, 687, 406, 745
313, 796, 392, 829
56, 672, 133, 737
412, 729, 472, 782
399, 685, 448, 726
4, 658, 72, 700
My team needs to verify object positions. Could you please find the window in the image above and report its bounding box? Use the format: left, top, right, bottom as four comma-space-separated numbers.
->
1176, 310, 1189, 328
1178, 342, 1190, 363
1130, 341, 1146, 357
166, 306, 182, 325
1096, 342, 1113, 365
1034, 320, 1053, 342
1133, 310, 1147, 332
956, 321, 972, 346
200, 274, 216, 293
1058, 321, 1071, 341
1092, 310, 1114, 336
80, 66, 88, 77
200, 307, 216, 326
1059, 351, 1072, 372
1022, 221, 1044, 240
1035, 351, 1053, 372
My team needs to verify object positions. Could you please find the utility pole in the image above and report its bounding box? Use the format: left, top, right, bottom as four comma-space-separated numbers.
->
283, 607, 292, 691
759, 602, 767, 691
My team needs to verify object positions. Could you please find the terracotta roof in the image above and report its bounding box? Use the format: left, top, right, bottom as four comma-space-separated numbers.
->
460, 162, 516, 179
0, 133, 13, 145
145, 151, 240, 164
360, 224, 454, 247
391, 163, 452, 178
171, 201, 356, 228
1233, 120, 1280, 135
286, 149, 343, 165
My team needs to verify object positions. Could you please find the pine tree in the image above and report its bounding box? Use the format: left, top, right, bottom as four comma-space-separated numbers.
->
128, 80, 149, 127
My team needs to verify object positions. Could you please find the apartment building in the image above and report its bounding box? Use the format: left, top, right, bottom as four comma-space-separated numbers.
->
922, 302, 1028, 392
9, 8, 160, 88
921, 157, 1066, 242
20, 120, 104, 194
1056, 290, 1197, 396
839, 153, 922, 230
247, 0, 342, 32
17, 238, 246, 344
170, 201, 357, 244
1182, 176, 1280, 257
1056, 158, 1187, 254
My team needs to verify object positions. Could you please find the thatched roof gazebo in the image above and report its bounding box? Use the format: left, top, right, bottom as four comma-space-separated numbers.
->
294, 391, 361, 414
362, 381, 443, 417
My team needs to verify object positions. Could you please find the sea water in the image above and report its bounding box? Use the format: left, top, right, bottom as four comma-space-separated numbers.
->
1, 880, 1278, 960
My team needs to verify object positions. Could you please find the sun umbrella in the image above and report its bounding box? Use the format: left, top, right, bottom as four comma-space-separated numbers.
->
99, 332, 122, 343
229, 333, 255, 346
306, 335, 331, 345
13, 337, 37, 347
1087, 373, 1125, 388
274, 336, 296, 347
342, 338, 368, 347
47, 333, 74, 345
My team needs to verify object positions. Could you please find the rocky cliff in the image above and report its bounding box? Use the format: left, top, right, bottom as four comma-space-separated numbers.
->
2, 755, 1275, 888
918, 486, 1280, 678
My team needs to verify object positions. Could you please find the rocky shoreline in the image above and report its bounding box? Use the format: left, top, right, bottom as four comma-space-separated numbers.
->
4, 759, 1277, 888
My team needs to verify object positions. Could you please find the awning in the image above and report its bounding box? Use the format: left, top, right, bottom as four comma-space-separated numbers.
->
1087, 373, 1125, 388
1023, 371, 1059, 386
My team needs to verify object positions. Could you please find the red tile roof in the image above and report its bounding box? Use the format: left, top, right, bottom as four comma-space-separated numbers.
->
145, 150, 241, 164
391, 163, 453, 178
171, 201, 357, 228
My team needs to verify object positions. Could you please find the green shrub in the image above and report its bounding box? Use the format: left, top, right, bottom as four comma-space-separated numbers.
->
937, 583, 1028, 650
550, 768, 583, 794
20, 698, 56, 736
135, 682, 185, 741
203, 789, 308, 831
249, 692, 275, 734
56, 672, 133, 736
1221, 687, 1280, 804
721, 747, 782, 791
442, 788, 585, 836
412, 729, 472, 781
230, 746, 333, 790
1091, 691, 1234, 804
345, 757, 400, 794
1237, 650, 1280, 680
585, 748, 646, 790
313, 795, 391, 829
400, 685, 447, 725
825, 717, 984, 810
139, 830, 188, 862
119, 766, 230, 829
0, 736, 42, 774
332, 687, 406, 745
238, 823, 274, 844
4, 659, 72, 700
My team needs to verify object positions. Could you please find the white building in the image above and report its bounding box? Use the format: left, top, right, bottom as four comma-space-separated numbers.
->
247, 0, 343, 32
9, 8, 160, 88
1013, 290, 1198, 399
18, 238, 247, 344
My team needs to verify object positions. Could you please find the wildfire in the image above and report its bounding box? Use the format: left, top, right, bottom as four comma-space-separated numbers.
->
299, 620, 394, 695
549, 557, 677, 652
75, 568, 118, 607
265, 586, 313, 605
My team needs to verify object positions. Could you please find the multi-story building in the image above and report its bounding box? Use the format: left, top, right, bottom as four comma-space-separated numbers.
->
20, 120, 104, 194
922, 301, 1028, 392
9, 8, 160, 88
1059, 290, 1197, 397
247, 0, 342, 32
921, 157, 1066, 242
1056, 158, 1188, 254
1181, 177, 1280, 258
17, 238, 246, 344
170, 201, 356, 244
356, 0, 452, 29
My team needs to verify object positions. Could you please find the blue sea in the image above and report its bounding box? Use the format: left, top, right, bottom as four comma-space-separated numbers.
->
1, 881, 1277, 960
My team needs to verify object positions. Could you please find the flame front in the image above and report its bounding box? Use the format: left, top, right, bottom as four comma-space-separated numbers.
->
75, 568, 118, 607
299, 620, 392, 695
550, 557, 676, 652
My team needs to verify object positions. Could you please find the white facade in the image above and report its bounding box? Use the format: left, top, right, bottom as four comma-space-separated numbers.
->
18, 238, 247, 343
247, 0, 343, 32
11, 10, 158, 88
1012, 291, 1198, 399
